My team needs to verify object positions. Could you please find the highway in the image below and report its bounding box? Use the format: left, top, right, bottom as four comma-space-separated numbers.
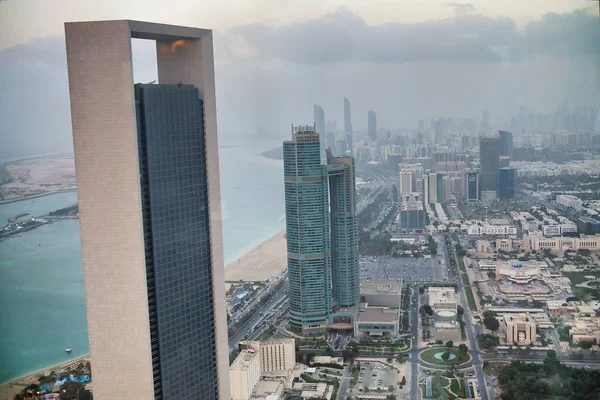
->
408, 283, 421, 399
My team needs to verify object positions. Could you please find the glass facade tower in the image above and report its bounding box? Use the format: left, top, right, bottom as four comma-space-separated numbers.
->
344, 97, 353, 153
479, 136, 500, 197
135, 84, 218, 399
327, 151, 360, 308
314, 104, 326, 163
283, 127, 331, 333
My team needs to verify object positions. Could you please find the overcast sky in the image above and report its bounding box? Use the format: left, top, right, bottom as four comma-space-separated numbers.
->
0, 0, 598, 157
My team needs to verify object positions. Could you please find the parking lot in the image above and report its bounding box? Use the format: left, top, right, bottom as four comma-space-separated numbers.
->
360, 256, 449, 282
358, 361, 397, 390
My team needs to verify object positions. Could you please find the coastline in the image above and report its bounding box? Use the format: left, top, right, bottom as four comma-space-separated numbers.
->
225, 229, 287, 284
0, 189, 78, 206
0, 354, 89, 400
249, 154, 283, 168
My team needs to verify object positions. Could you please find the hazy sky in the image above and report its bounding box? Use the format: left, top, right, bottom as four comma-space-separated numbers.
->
0, 0, 598, 157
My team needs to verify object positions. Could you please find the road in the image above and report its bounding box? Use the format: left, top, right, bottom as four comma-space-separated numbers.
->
446, 234, 489, 400
409, 283, 421, 399
228, 284, 287, 348
336, 359, 353, 400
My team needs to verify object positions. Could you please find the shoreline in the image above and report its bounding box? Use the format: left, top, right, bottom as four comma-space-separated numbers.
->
0, 354, 89, 399
249, 154, 283, 168
0, 189, 78, 206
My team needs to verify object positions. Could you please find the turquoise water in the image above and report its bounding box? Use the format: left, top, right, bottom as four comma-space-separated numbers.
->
0, 137, 285, 384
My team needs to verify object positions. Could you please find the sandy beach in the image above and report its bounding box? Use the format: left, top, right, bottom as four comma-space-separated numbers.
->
0, 355, 89, 400
225, 229, 287, 283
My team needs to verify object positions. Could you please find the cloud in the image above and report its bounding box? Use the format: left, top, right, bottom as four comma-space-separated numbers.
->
222, 8, 599, 64
447, 3, 476, 17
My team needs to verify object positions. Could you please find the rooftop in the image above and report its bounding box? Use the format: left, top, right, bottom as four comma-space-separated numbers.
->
357, 307, 399, 323
361, 279, 403, 295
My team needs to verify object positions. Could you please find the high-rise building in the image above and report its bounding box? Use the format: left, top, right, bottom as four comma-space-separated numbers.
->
65, 20, 229, 399
368, 110, 377, 142
465, 170, 479, 203
481, 109, 490, 130
479, 135, 500, 200
423, 172, 438, 204
327, 151, 360, 308
399, 171, 413, 196
314, 104, 326, 163
326, 132, 336, 153
436, 173, 446, 204
498, 130, 513, 160
399, 200, 426, 232
498, 167, 517, 199
336, 137, 348, 155
283, 126, 331, 334
344, 97, 353, 153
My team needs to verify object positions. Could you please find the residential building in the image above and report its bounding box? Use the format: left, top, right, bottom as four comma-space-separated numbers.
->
65, 20, 229, 399
314, 104, 326, 163
283, 126, 331, 333
399, 170, 413, 196
327, 151, 360, 308
230, 339, 296, 400
368, 110, 377, 142
344, 97, 353, 153
556, 194, 582, 210
230, 348, 261, 400
479, 135, 500, 200
504, 314, 537, 345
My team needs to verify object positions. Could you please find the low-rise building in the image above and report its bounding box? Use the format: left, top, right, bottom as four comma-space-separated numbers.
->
522, 233, 600, 251
556, 194, 582, 210
355, 307, 399, 336
230, 339, 296, 400
428, 287, 457, 310
496, 238, 513, 252
542, 223, 577, 237
504, 314, 537, 345
468, 224, 517, 236
361, 279, 403, 308
495, 260, 543, 284
434, 321, 462, 342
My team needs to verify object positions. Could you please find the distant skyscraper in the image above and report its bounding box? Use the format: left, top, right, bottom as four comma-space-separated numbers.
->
344, 97, 353, 153
65, 20, 229, 399
498, 167, 517, 199
479, 135, 500, 200
336, 137, 348, 155
327, 150, 359, 308
465, 170, 479, 203
283, 126, 331, 334
498, 130, 513, 160
423, 172, 438, 204
314, 104, 326, 163
326, 132, 336, 153
481, 109, 490, 130
368, 110, 377, 142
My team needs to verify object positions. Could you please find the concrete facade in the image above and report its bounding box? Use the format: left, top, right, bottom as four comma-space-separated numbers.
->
65, 20, 229, 399
504, 314, 536, 345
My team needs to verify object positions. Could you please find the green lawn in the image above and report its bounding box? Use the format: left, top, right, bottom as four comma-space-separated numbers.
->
563, 271, 600, 300
420, 348, 470, 366
464, 286, 478, 311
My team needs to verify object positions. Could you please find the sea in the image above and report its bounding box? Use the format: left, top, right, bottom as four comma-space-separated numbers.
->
0, 137, 286, 384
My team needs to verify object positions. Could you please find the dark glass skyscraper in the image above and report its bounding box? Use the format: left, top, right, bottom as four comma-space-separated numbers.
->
498, 167, 517, 199
327, 151, 359, 308
498, 130, 513, 160
479, 136, 500, 199
135, 84, 218, 399
283, 127, 331, 334
344, 97, 353, 153
65, 21, 229, 399
465, 170, 479, 203
368, 110, 377, 142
